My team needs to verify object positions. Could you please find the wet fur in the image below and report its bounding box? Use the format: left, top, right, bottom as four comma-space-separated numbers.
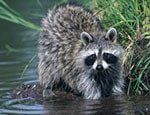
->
38, 4, 124, 99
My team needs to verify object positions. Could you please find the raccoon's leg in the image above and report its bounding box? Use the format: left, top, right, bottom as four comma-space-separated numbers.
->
40, 75, 55, 98
40, 73, 59, 98
42, 84, 55, 98
112, 78, 124, 95
38, 60, 59, 98
77, 75, 101, 99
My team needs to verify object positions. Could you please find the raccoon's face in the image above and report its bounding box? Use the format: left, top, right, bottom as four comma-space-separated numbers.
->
78, 28, 124, 73
76, 28, 124, 97
84, 49, 119, 71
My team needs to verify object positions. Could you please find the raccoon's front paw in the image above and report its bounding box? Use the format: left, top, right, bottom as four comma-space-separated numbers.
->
43, 89, 55, 98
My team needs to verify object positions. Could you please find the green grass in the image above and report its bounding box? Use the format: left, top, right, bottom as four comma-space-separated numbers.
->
93, 0, 150, 96
0, 0, 42, 31
0, 0, 149, 96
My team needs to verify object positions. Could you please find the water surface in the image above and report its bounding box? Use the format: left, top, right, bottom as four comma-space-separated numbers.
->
0, 0, 149, 114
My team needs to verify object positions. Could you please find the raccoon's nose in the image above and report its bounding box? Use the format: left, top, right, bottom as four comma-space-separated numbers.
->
96, 64, 104, 71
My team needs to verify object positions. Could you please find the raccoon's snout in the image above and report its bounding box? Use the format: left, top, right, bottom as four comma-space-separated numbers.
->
96, 64, 104, 71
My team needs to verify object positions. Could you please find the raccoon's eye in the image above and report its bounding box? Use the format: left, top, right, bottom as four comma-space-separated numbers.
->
85, 54, 96, 66
103, 53, 118, 64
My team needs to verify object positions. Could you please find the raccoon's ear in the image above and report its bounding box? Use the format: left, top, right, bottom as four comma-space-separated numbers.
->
80, 32, 93, 46
105, 28, 117, 42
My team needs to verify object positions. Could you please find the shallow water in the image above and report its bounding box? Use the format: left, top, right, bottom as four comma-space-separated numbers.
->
0, 0, 150, 115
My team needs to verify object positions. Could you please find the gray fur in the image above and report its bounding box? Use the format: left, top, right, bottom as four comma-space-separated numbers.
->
38, 4, 124, 99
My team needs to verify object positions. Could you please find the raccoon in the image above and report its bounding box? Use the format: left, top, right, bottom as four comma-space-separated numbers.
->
38, 4, 124, 99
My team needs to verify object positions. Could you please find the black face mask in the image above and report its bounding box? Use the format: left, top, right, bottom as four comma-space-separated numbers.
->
85, 54, 96, 66
103, 53, 118, 64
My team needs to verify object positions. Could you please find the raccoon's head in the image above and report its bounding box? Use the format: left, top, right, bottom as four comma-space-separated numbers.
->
78, 28, 124, 72
75, 28, 124, 97
76, 28, 124, 82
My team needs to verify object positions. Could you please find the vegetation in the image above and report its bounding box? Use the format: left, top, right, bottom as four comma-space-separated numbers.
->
0, 0, 42, 31
93, 0, 150, 96
0, 0, 149, 96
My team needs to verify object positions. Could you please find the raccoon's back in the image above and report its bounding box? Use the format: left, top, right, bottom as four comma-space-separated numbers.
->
39, 4, 103, 65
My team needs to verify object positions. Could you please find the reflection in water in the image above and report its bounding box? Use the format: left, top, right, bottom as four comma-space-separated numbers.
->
3, 93, 149, 115
43, 96, 143, 115
9, 83, 150, 114
0, 0, 150, 115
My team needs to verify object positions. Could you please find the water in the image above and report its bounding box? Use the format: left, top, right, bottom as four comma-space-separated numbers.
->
0, 0, 150, 115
